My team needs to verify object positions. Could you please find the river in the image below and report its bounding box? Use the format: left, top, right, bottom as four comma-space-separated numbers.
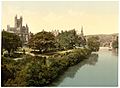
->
51, 47, 118, 87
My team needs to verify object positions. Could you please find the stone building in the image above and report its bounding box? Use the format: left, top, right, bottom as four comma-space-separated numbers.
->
78, 26, 86, 47
51, 29, 59, 36
7, 15, 32, 46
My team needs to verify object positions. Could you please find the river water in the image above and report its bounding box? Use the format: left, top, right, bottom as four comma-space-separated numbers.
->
51, 47, 118, 87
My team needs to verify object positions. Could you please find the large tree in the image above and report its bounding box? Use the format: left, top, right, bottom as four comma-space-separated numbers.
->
87, 36, 100, 52
56, 29, 79, 50
28, 30, 56, 53
2, 31, 22, 55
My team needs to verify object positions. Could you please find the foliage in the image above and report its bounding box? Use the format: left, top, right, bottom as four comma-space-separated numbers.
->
112, 36, 118, 49
87, 36, 100, 52
1, 48, 91, 87
28, 31, 56, 53
56, 29, 84, 50
77, 36, 86, 47
25, 48, 91, 86
1, 55, 47, 86
1, 56, 17, 86
2, 31, 22, 55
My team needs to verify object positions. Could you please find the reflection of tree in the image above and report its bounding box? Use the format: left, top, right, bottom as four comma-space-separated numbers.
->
85, 53, 98, 65
50, 53, 98, 86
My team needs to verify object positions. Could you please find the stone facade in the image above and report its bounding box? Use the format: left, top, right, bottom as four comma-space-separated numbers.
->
7, 15, 32, 46
78, 26, 86, 47
51, 30, 59, 36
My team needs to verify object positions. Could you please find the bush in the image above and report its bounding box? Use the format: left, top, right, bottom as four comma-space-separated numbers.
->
4, 52, 23, 58
2, 48, 91, 87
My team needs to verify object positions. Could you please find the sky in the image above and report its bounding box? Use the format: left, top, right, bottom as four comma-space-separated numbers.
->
2, 1, 118, 35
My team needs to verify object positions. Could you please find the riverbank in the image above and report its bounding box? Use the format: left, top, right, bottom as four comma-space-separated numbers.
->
51, 47, 118, 87
25, 48, 92, 86
2, 48, 91, 87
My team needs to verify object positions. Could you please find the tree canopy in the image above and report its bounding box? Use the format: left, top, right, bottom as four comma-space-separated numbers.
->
87, 36, 100, 52
56, 29, 83, 50
2, 31, 22, 55
28, 31, 56, 53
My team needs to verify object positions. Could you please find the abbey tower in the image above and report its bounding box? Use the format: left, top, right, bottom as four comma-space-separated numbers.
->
7, 15, 32, 46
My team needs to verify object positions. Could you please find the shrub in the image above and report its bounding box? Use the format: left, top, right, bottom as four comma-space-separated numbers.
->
2, 48, 91, 87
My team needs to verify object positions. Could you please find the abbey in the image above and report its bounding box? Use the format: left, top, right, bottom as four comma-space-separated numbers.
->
7, 15, 32, 46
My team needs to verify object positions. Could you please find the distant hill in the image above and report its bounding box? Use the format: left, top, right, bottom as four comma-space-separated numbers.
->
86, 33, 118, 36
85, 33, 118, 47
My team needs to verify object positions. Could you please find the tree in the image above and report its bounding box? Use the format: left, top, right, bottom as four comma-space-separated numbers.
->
56, 29, 79, 50
112, 36, 118, 49
28, 31, 56, 53
2, 31, 22, 55
1, 56, 19, 86
87, 36, 100, 52
76, 36, 86, 47
1, 65, 12, 86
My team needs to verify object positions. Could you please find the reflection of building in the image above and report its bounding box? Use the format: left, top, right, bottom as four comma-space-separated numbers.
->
7, 15, 32, 46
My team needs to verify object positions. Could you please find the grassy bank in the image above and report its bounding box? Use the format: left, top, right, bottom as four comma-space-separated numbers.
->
2, 48, 91, 87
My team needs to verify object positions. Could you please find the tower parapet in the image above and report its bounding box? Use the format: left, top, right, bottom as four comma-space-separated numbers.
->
81, 26, 84, 36
20, 16, 23, 27
26, 24, 29, 33
15, 15, 22, 30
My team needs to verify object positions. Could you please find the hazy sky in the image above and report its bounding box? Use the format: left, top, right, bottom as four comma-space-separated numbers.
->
2, 1, 118, 35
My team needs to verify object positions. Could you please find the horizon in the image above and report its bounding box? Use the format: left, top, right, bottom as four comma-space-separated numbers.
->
2, 1, 118, 35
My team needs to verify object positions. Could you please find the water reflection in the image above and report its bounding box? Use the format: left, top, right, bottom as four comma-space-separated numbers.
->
50, 53, 98, 86
85, 53, 98, 66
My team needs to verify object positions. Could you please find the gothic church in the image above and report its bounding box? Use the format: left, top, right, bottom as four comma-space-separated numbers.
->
7, 15, 32, 46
